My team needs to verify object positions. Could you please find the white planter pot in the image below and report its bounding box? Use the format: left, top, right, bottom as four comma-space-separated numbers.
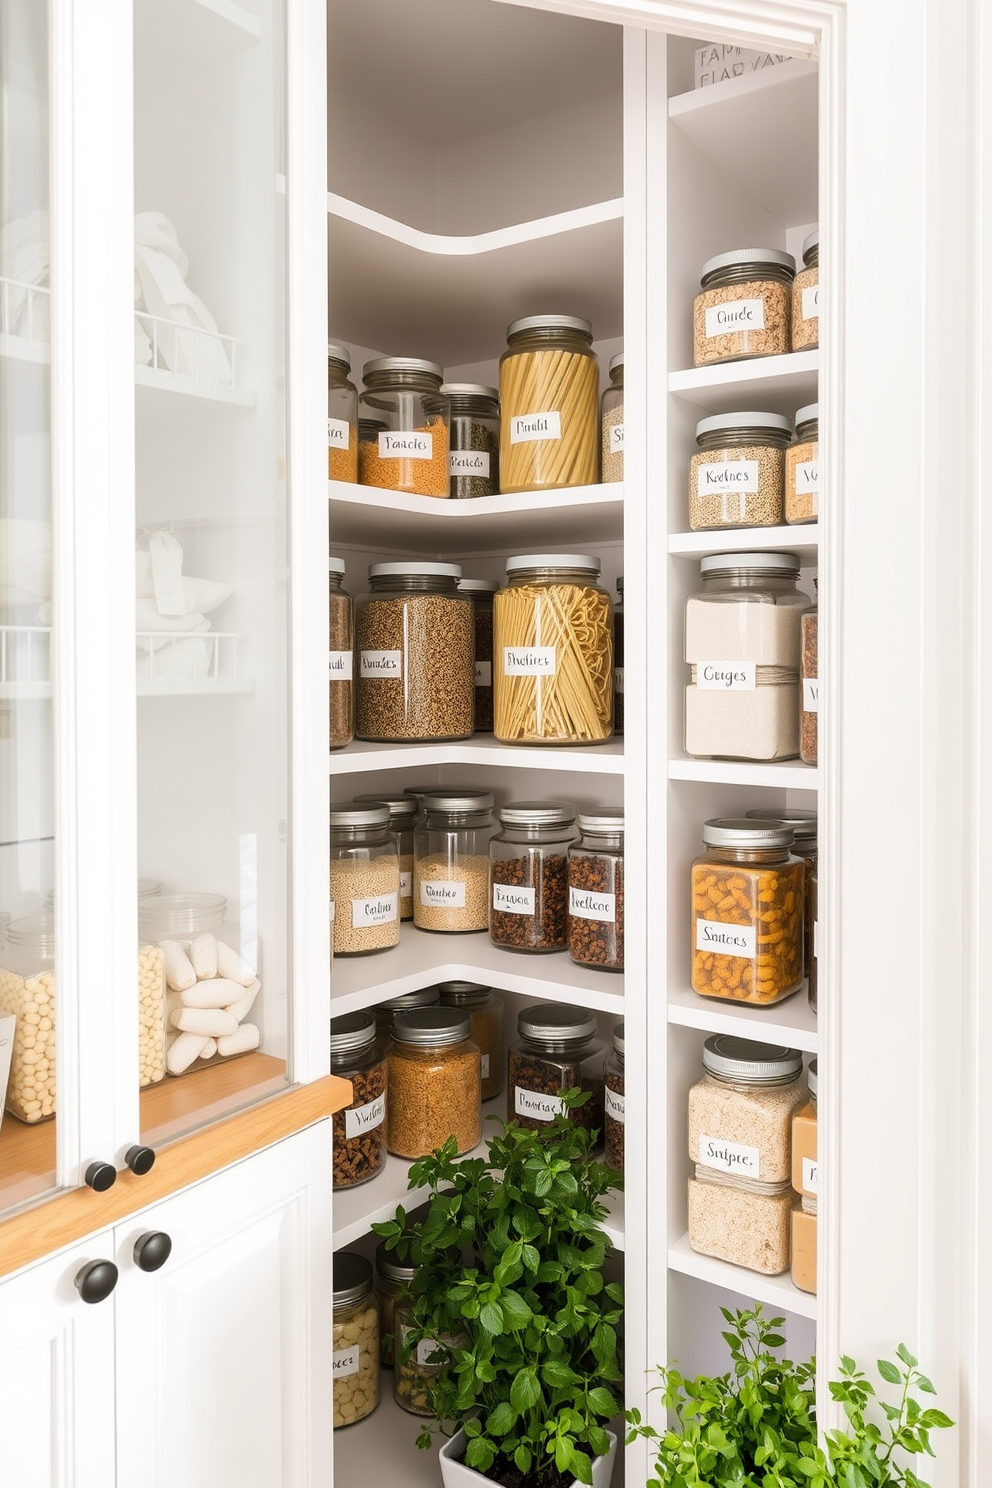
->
439, 1427, 618, 1488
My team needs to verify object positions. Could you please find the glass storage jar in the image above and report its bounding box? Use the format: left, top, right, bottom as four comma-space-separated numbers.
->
331, 1009, 387, 1190
499, 315, 599, 493
374, 985, 439, 1044
375, 1242, 416, 1367
613, 576, 624, 736
688, 1167, 796, 1275
684, 551, 810, 761
353, 793, 418, 920
808, 866, 818, 1012
791, 1060, 817, 1293
329, 556, 354, 750
330, 802, 400, 956
357, 417, 388, 483
327, 341, 358, 483
493, 554, 613, 745
693, 247, 795, 366
791, 230, 819, 351
785, 404, 818, 525
691, 818, 805, 1005
358, 357, 449, 498
393, 1294, 460, 1417
385, 1008, 481, 1158
414, 790, 495, 933
568, 810, 624, 971
0, 916, 57, 1121
801, 588, 818, 765
459, 578, 497, 733
601, 352, 624, 483
437, 981, 504, 1100
332, 1251, 380, 1427
689, 411, 793, 530
489, 800, 577, 954
745, 808, 817, 974
508, 1002, 605, 1148
604, 1022, 624, 1172
355, 562, 474, 743
442, 383, 499, 497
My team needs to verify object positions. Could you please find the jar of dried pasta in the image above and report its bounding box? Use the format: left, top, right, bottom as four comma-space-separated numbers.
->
443, 383, 499, 497
459, 578, 497, 732
689, 411, 793, 530
601, 353, 623, 483
690, 818, 804, 1005
353, 793, 418, 920
330, 802, 400, 956
693, 248, 795, 366
791, 230, 819, 351
332, 1251, 380, 1427
438, 981, 504, 1100
508, 1002, 605, 1148
785, 404, 818, 525
385, 1008, 481, 1158
499, 315, 599, 493
358, 357, 449, 498
489, 801, 577, 954
493, 554, 613, 745
327, 341, 358, 483
329, 557, 353, 750
374, 1243, 416, 1367
414, 790, 495, 933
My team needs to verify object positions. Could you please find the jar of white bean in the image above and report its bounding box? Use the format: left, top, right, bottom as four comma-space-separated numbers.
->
333, 1251, 381, 1427
0, 916, 57, 1122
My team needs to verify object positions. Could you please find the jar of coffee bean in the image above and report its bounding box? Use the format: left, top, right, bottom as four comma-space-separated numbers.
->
568, 809, 624, 971
330, 1009, 386, 1190
489, 800, 576, 953
332, 1251, 380, 1427
508, 1002, 605, 1150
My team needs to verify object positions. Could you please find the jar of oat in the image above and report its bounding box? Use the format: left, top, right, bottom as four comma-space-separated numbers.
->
353, 793, 418, 920
745, 808, 817, 974
330, 802, 400, 956
613, 576, 624, 736
499, 315, 599, 493
508, 1003, 605, 1149
689, 411, 793, 530
691, 818, 805, 1005
329, 557, 354, 750
567, 810, 624, 971
414, 790, 495, 933
604, 1022, 624, 1172
330, 1010, 387, 1190
0, 916, 57, 1122
332, 1251, 380, 1427
327, 342, 358, 483
601, 353, 624, 483
791, 230, 819, 351
489, 801, 577, 954
355, 562, 474, 743
437, 981, 504, 1100
358, 358, 449, 498
785, 404, 818, 525
374, 985, 439, 1044
693, 248, 795, 366
385, 1008, 481, 1158
443, 384, 499, 498
393, 1294, 460, 1416
459, 578, 497, 732
375, 1243, 416, 1367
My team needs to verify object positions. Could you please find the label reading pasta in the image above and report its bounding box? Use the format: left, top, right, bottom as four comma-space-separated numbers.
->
570, 887, 615, 922
449, 450, 490, 477
420, 880, 466, 908
492, 883, 536, 915
803, 677, 819, 712
697, 460, 759, 495
605, 1086, 625, 1124
795, 459, 818, 492
696, 661, 756, 691
361, 650, 402, 678
378, 430, 432, 460
509, 411, 562, 444
475, 660, 492, 687
803, 1156, 818, 1193
802, 284, 820, 320
327, 417, 350, 449
610, 423, 624, 452
352, 893, 398, 928
696, 917, 756, 957
699, 1134, 760, 1177
329, 650, 353, 680
345, 1092, 385, 1139
333, 1346, 360, 1377
614, 668, 625, 694
399, 870, 412, 897
515, 1086, 565, 1122
503, 646, 555, 675
705, 298, 765, 337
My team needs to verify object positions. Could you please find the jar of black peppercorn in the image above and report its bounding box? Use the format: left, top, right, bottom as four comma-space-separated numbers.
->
489, 801, 577, 954
458, 578, 497, 732
508, 1002, 605, 1149
604, 1022, 624, 1171
330, 1009, 387, 1190
567, 809, 624, 971
442, 383, 500, 497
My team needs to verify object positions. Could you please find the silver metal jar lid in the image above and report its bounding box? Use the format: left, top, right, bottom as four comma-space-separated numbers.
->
506, 314, 593, 339
330, 1009, 377, 1055
613, 1022, 624, 1054
617, 576, 623, 595
422, 790, 494, 813
802, 229, 819, 260
695, 411, 793, 440
609, 352, 624, 373
379, 987, 439, 1015
368, 561, 462, 579
440, 383, 498, 400
353, 793, 419, 821
498, 800, 576, 827
392, 1008, 472, 1046
437, 980, 492, 1006
518, 1002, 599, 1043
362, 356, 444, 381
506, 554, 600, 574
330, 801, 391, 830
702, 1034, 803, 1084
577, 809, 624, 834
746, 808, 817, 842
327, 341, 352, 368
333, 1250, 374, 1307
458, 578, 500, 594
808, 1058, 818, 1099
700, 551, 801, 577
795, 403, 819, 427
703, 816, 795, 849
329, 556, 346, 575
699, 246, 796, 280
375, 1242, 417, 1284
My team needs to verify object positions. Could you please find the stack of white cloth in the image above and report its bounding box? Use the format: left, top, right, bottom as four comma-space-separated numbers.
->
134, 213, 231, 383
0, 209, 51, 341
137, 532, 233, 685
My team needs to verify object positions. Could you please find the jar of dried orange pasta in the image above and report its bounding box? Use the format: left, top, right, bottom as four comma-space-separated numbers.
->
498, 316, 599, 493
358, 358, 449, 498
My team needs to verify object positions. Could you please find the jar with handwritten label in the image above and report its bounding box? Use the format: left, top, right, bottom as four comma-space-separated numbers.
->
785, 404, 818, 525
330, 802, 400, 956
443, 383, 499, 497
358, 357, 450, 498
507, 1002, 605, 1149
791, 230, 819, 351
375, 1243, 417, 1367
791, 1059, 818, 1293
604, 1022, 624, 1171
601, 353, 624, 482
489, 800, 577, 954
567, 810, 624, 971
437, 980, 504, 1100
499, 316, 599, 493
693, 248, 795, 366
328, 556, 354, 750
332, 1252, 380, 1427
353, 793, 418, 920
414, 790, 495, 933
327, 342, 358, 482
689, 411, 792, 530
330, 1009, 387, 1190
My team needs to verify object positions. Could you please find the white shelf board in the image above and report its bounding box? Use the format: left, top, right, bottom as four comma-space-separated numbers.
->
332, 1386, 446, 1483
668, 1233, 816, 1320
667, 986, 818, 1054
668, 757, 818, 790
331, 737, 624, 777
669, 525, 818, 562
137, 681, 254, 698
135, 365, 255, 407
0, 332, 48, 365
669, 350, 818, 417
331, 923, 624, 1019
669, 62, 818, 225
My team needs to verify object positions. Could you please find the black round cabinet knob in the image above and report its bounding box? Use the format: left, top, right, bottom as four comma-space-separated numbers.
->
84, 1161, 116, 1192
124, 1145, 155, 1176
133, 1230, 172, 1273
74, 1259, 118, 1304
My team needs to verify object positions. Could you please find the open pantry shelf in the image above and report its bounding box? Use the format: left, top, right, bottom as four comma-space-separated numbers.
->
331, 737, 624, 777
668, 1232, 816, 1320
669, 350, 818, 416
669, 525, 818, 562
668, 757, 818, 790
667, 986, 818, 1054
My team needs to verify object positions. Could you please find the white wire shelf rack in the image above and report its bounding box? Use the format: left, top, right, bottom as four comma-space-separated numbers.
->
0, 278, 51, 362
0, 626, 250, 698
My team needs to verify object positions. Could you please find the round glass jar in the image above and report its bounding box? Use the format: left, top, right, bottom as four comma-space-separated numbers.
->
329, 556, 354, 750
358, 357, 449, 498
489, 801, 576, 954
613, 576, 624, 736
375, 1242, 416, 1367
393, 1294, 461, 1416
459, 578, 497, 733
567, 810, 624, 972
442, 383, 499, 498
693, 248, 795, 367
374, 985, 439, 1044
499, 315, 599, 493
508, 1002, 605, 1148
801, 591, 818, 765
332, 1251, 380, 1427
0, 915, 57, 1121
330, 802, 400, 956
327, 341, 358, 483
604, 1022, 624, 1172
691, 819, 804, 1005
808, 865, 818, 1012
684, 551, 810, 761
437, 981, 504, 1100
689, 411, 793, 531
414, 790, 495, 933
601, 352, 624, 483
353, 793, 418, 920
785, 404, 819, 525
745, 808, 817, 975
493, 554, 613, 745
330, 1009, 387, 1190
385, 1008, 481, 1158
791, 230, 819, 351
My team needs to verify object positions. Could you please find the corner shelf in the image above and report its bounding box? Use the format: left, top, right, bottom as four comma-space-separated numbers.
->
668, 1232, 816, 1320
669, 525, 818, 563
668, 757, 818, 790
667, 986, 818, 1054
669, 350, 818, 417
331, 737, 624, 777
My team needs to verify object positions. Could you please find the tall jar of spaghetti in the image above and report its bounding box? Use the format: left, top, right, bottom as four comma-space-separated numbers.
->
498, 316, 599, 493
493, 554, 613, 745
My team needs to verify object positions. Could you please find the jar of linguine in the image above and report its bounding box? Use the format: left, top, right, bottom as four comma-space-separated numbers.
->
498, 316, 599, 494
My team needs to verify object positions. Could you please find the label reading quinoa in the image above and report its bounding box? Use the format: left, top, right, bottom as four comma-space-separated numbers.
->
803, 677, 819, 712
802, 284, 820, 320
699, 1133, 761, 1177
378, 430, 433, 460
515, 1086, 566, 1122
803, 1156, 818, 1193
510, 412, 562, 444
333, 1346, 360, 1377
352, 893, 398, 928
475, 660, 492, 687
400, 870, 413, 897
795, 459, 818, 492
345, 1091, 386, 1139
361, 649, 402, 679
570, 886, 616, 922
328, 649, 353, 680
605, 1086, 625, 1124
327, 417, 350, 450
697, 460, 759, 495
492, 882, 536, 915
449, 450, 490, 477
503, 646, 555, 675
696, 917, 756, 957
610, 423, 624, 452
704, 298, 765, 338
614, 668, 625, 694
697, 661, 756, 691
420, 880, 466, 908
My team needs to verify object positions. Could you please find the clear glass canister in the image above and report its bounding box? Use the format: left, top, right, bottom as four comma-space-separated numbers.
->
693, 248, 795, 366
691, 819, 804, 1005
791, 230, 819, 352
374, 986, 440, 1044
358, 357, 449, 498
330, 802, 400, 956
333, 1251, 380, 1427
604, 1022, 624, 1172
568, 810, 624, 972
394, 1295, 462, 1417
459, 578, 497, 733
442, 383, 499, 498
745, 808, 817, 975
355, 562, 474, 743
414, 790, 495, 933
508, 1002, 605, 1149
331, 1009, 387, 1190
327, 341, 358, 483
613, 576, 624, 736
0, 916, 57, 1121
684, 551, 810, 761
601, 352, 624, 483
385, 1008, 481, 1158
801, 589, 818, 765
785, 404, 819, 525
375, 1243, 417, 1368
329, 556, 354, 750
437, 981, 504, 1100
808, 866, 818, 1013
352, 793, 418, 921
499, 315, 599, 493
689, 411, 793, 530
791, 1058, 817, 1293
493, 553, 613, 745
489, 801, 576, 954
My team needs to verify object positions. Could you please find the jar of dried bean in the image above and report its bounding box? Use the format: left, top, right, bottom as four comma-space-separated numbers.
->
414, 790, 495, 933
499, 315, 599, 493
604, 1022, 624, 1172
394, 1295, 460, 1416
693, 248, 795, 366
601, 353, 623, 483
689, 411, 792, 530
353, 793, 418, 920
613, 576, 624, 736
331, 1009, 387, 1190
459, 578, 497, 732
791, 230, 819, 351
355, 562, 474, 742
374, 985, 439, 1044
808, 866, 818, 1012
785, 404, 818, 525
358, 357, 449, 498
375, 1243, 416, 1367
691, 819, 804, 1005
329, 556, 354, 750
332, 1251, 380, 1427
745, 808, 817, 974
508, 1002, 605, 1148
330, 802, 400, 956
442, 383, 499, 498
801, 592, 818, 765
385, 1008, 481, 1158
327, 342, 358, 483
568, 810, 624, 971
0, 916, 57, 1121
437, 981, 504, 1100
489, 801, 577, 954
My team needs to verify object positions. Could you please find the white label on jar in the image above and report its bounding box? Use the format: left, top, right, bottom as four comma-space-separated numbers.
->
420, 879, 466, 908
503, 646, 555, 675
399, 870, 413, 898
615, 668, 624, 694
352, 893, 398, 928
696, 916, 756, 957
333, 1346, 360, 1377
515, 1087, 566, 1122
361, 650, 402, 679
569, 886, 616, 922
449, 450, 490, 477
803, 677, 819, 712
509, 411, 562, 443
697, 460, 759, 495
696, 661, 756, 691
417, 1338, 444, 1367
329, 899, 336, 923
475, 660, 492, 687
492, 882, 536, 915
605, 1086, 625, 1124
328, 649, 353, 680
610, 422, 624, 452
795, 459, 818, 492
802, 284, 820, 320
803, 1156, 818, 1194
378, 430, 433, 459
327, 417, 350, 449
481, 1053, 490, 1079
699, 1133, 761, 1178
345, 1091, 386, 1139
704, 298, 765, 337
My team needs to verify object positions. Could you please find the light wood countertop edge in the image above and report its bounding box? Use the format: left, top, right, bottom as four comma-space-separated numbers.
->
0, 1074, 353, 1281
